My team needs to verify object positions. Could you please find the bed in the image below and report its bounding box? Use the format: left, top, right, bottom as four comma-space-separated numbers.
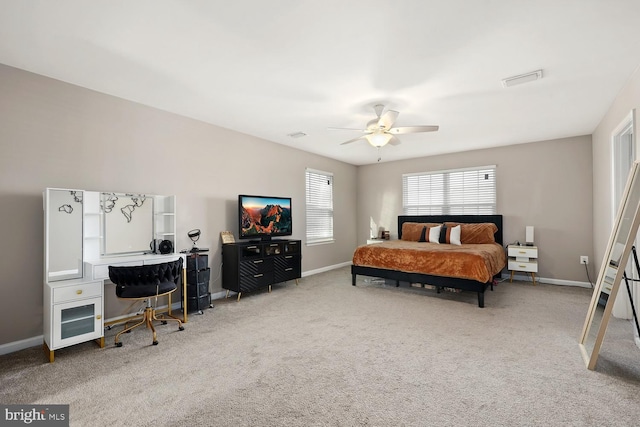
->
351, 215, 506, 307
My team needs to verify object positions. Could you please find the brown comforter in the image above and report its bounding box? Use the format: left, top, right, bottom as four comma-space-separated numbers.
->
352, 240, 506, 283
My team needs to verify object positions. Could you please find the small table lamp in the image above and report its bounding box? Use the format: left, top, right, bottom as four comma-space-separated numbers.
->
188, 229, 201, 252
525, 226, 534, 246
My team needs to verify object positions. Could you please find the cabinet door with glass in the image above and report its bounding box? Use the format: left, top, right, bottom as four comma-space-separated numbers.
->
44, 279, 104, 362
52, 297, 103, 348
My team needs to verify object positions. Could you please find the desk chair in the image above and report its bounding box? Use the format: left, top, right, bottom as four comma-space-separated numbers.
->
108, 259, 185, 347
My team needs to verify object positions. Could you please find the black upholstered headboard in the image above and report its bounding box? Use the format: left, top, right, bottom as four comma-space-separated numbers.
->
398, 215, 503, 246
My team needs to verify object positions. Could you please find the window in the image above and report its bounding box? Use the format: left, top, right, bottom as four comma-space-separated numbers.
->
403, 165, 496, 215
306, 168, 334, 244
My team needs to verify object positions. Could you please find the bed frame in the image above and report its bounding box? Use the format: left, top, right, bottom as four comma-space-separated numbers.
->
351, 215, 504, 308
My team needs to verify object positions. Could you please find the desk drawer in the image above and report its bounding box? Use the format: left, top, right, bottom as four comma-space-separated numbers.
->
93, 261, 140, 280
508, 259, 538, 273
54, 282, 102, 304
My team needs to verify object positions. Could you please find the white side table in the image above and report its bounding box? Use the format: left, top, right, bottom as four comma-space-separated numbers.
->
507, 244, 538, 285
367, 239, 385, 245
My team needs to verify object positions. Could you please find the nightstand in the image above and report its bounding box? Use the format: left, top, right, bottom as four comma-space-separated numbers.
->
508, 244, 538, 285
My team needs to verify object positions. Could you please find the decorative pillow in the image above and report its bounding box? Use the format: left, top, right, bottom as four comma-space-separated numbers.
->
439, 224, 461, 245
401, 222, 441, 241
418, 226, 427, 242
444, 222, 497, 244
428, 225, 441, 243
401, 222, 424, 241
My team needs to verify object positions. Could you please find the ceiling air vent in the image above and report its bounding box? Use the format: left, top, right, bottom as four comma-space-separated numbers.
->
287, 132, 307, 138
501, 70, 543, 88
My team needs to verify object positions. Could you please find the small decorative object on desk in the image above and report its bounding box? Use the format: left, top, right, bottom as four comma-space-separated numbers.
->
187, 228, 209, 253
220, 231, 235, 244
382, 231, 390, 240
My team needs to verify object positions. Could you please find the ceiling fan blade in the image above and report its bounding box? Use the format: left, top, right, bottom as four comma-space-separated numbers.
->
378, 110, 399, 130
327, 127, 367, 132
387, 135, 401, 146
389, 125, 439, 134
340, 135, 367, 145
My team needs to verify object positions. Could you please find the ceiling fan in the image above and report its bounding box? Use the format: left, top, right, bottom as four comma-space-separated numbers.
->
329, 104, 439, 148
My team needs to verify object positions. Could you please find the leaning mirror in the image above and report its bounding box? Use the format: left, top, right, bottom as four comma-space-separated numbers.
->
45, 189, 84, 281
580, 160, 640, 369
101, 192, 154, 255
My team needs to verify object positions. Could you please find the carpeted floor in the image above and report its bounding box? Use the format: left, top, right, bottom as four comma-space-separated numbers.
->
2, 267, 640, 426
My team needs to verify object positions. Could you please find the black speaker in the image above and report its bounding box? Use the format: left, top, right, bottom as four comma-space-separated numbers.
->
158, 240, 173, 254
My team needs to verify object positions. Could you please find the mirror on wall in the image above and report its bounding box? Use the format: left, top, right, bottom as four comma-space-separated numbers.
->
45, 189, 83, 281
101, 192, 154, 256
580, 161, 640, 369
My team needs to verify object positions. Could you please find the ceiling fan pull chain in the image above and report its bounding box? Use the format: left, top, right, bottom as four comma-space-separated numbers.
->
377, 147, 381, 162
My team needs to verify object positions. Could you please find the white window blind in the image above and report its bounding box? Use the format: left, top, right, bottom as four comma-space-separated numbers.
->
306, 168, 334, 244
403, 165, 496, 215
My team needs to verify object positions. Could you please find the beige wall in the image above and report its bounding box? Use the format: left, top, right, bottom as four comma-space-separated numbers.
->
357, 136, 594, 283
0, 64, 357, 346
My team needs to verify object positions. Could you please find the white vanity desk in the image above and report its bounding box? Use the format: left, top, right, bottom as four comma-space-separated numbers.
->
85, 253, 187, 322
44, 188, 184, 363
85, 253, 185, 281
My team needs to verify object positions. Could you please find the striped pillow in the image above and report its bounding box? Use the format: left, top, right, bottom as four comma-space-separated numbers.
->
439, 224, 461, 245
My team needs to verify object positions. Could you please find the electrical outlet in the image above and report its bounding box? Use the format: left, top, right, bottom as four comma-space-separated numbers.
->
580, 256, 589, 265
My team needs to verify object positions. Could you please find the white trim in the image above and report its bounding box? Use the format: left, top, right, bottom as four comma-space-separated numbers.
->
611, 110, 635, 221
0, 335, 43, 356
305, 167, 333, 177
402, 164, 497, 178
305, 239, 335, 246
501, 272, 591, 288
209, 290, 227, 301
302, 261, 352, 277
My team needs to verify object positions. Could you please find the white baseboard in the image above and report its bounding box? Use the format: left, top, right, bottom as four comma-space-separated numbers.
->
502, 272, 591, 288
0, 335, 43, 356
302, 261, 352, 278
209, 290, 227, 301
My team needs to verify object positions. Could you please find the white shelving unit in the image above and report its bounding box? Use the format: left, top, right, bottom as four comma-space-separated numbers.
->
83, 191, 102, 262
154, 195, 176, 250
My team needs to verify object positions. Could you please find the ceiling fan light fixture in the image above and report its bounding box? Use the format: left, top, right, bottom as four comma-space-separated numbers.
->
366, 131, 392, 147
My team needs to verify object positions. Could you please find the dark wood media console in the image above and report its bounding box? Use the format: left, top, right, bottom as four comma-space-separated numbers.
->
222, 239, 301, 301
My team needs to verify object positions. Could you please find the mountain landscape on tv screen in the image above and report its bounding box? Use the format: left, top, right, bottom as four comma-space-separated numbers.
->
241, 203, 291, 236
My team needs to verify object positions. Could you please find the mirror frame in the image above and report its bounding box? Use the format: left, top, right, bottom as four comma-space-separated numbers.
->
101, 192, 154, 256
45, 188, 84, 282
579, 160, 640, 369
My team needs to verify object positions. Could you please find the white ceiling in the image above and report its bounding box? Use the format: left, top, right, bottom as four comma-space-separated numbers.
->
2, 1, 640, 165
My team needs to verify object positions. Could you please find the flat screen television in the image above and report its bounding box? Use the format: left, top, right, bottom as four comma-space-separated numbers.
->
239, 195, 292, 241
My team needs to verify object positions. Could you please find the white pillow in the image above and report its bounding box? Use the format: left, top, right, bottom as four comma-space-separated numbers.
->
428, 225, 441, 244
448, 225, 462, 245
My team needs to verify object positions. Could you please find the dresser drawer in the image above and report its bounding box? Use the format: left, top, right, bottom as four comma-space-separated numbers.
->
508, 259, 538, 273
53, 282, 102, 304
239, 271, 274, 292
508, 246, 538, 258
239, 258, 274, 276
